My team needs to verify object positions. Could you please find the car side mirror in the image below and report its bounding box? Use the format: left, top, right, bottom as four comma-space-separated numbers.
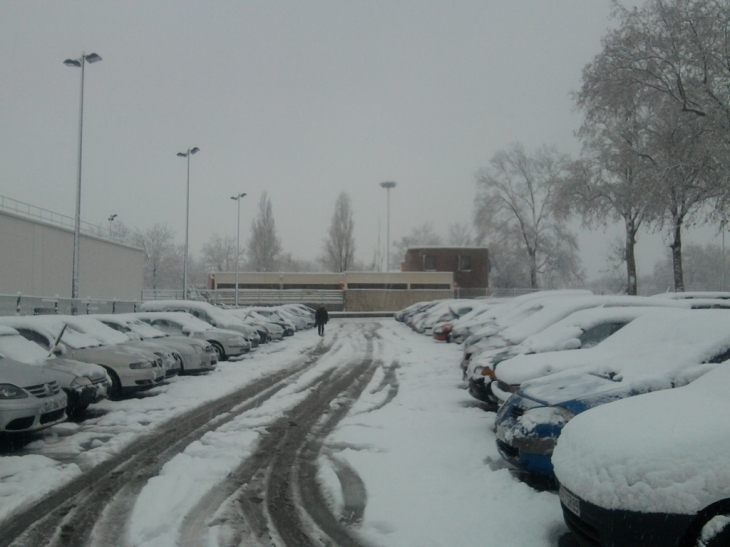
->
561, 338, 582, 351
181, 326, 192, 335
52, 345, 67, 356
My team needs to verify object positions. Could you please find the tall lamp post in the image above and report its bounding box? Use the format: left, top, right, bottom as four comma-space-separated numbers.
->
108, 214, 117, 237
230, 192, 247, 307
64, 52, 102, 300
177, 147, 200, 299
379, 181, 397, 271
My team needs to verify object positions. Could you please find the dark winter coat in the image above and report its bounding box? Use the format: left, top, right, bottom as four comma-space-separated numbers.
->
315, 307, 329, 326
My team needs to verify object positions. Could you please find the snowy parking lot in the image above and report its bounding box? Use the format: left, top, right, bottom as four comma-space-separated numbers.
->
1, 319, 566, 547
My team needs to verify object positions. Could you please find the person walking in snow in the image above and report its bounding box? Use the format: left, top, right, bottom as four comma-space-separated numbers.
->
315, 306, 329, 337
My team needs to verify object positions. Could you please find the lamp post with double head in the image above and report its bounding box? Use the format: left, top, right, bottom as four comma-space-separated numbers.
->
177, 147, 200, 299
230, 192, 247, 307
108, 214, 117, 238
379, 181, 397, 271
64, 52, 102, 300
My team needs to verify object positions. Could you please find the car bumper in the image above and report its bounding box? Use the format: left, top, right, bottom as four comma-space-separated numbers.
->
468, 377, 498, 404
66, 380, 110, 408
560, 486, 695, 547
0, 392, 68, 432
495, 423, 557, 477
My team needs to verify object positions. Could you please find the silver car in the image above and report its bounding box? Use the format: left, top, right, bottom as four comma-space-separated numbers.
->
139, 300, 261, 347
96, 314, 217, 374
135, 312, 250, 361
0, 358, 68, 433
0, 325, 110, 414
0, 316, 165, 400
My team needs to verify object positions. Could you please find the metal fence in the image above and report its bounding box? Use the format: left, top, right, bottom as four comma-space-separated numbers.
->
0, 295, 139, 316
142, 288, 344, 307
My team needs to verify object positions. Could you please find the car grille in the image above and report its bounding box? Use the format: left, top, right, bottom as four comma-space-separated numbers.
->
497, 439, 519, 459
5, 416, 35, 431
40, 408, 66, 425
24, 381, 61, 398
562, 506, 602, 546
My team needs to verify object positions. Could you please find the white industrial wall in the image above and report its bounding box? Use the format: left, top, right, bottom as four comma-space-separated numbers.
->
0, 211, 144, 300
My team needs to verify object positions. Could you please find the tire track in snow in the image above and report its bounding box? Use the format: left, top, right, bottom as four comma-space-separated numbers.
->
0, 333, 341, 547
179, 323, 381, 547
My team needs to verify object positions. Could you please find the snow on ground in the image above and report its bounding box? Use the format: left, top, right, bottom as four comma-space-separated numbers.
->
319, 321, 565, 547
0, 319, 565, 546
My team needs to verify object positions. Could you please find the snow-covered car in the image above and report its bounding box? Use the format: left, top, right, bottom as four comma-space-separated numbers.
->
462, 295, 685, 403
493, 309, 730, 478
0, 316, 166, 400
227, 309, 285, 341
96, 314, 217, 374
432, 298, 509, 343
0, 325, 110, 413
135, 312, 250, 361
554, 364, 730, 547
62, 315, 180, 379
139, 300, 261, 347
0, 357, 68, 433
475, 300, 688, 405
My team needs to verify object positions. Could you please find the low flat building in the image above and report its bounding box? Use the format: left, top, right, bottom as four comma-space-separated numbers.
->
402, 247, 489, 293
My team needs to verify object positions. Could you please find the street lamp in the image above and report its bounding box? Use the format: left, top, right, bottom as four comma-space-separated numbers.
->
108, 214, 117, 238
64, 52, 102, 300
379, 181, 397, 271
230, 192, 247, 307
177, 147, 200, 299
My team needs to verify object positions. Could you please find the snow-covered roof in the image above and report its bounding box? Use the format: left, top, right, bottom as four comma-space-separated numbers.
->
553, 364, 730, 514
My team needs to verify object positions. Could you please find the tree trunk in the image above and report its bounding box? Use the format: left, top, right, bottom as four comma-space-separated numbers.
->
625, 220, 638, 296
529, 250, 538, 289
670, 216, 685, 292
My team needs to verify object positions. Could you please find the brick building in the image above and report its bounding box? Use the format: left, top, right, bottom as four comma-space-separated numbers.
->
402, 247, 489, 291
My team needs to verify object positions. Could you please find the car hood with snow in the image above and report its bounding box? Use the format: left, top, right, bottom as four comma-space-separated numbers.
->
553, 364, 730, 516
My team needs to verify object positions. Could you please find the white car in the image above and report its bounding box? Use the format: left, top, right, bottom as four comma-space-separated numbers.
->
554, 364, 730, 547
0, 358, 68, 433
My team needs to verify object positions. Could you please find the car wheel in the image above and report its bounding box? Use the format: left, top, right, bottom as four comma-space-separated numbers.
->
210, 341, 226, 361
107, 370, 123, 401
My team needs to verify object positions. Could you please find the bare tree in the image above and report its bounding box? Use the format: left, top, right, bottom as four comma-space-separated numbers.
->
474, 143, 582, 289
132, 223, 182, 290
246, 192, 282, 272
201, 234, 243, 272
391, 221, 442, 269
321, 192, 356, 272
448, 222, 475, 246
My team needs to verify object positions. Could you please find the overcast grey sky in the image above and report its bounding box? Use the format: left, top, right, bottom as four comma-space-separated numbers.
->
0, 0, 720, 281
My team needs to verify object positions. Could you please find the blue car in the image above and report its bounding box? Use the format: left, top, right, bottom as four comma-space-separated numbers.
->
494, 309, 730, 478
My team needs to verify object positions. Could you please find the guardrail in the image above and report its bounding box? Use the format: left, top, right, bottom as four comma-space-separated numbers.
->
142, 288, 344, 307
0, 295, 138, 316
0, 194, 137, 247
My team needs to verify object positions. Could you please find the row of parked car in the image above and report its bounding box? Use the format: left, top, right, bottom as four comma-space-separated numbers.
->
0, 301, 315, 435
396, 291, 730, 547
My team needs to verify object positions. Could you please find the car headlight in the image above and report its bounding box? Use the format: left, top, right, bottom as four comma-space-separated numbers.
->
0, 384, 28, 399
70, 376, 92, 387
129, 361, 154, 369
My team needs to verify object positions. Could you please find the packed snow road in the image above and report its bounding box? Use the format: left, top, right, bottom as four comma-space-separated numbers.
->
0, 319, 566, 547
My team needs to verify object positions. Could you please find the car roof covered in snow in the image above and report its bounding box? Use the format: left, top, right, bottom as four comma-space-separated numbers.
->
499, 308, 730, 401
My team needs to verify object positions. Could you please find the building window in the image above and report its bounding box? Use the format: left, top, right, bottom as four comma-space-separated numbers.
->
459, 255, 472, 271
424, 255, 436, 271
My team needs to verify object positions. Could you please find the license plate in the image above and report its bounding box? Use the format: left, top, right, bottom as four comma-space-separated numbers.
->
42, 399, 63, 413
560, 486, 581, 517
